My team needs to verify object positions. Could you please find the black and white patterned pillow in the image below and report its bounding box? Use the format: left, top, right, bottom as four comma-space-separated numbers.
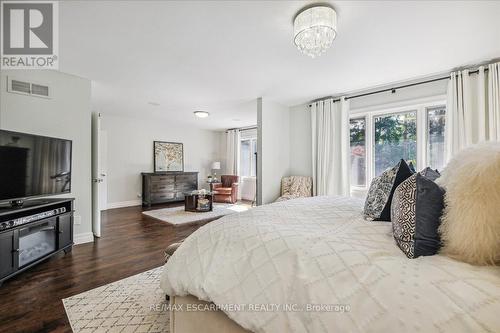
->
363, 170, 396, 220
363, 160, 414, 221
391, 171, 445, 259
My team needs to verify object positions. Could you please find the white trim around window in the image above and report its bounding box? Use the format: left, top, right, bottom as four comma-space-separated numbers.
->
349, 95, 447, 195
239, 137, 257, 178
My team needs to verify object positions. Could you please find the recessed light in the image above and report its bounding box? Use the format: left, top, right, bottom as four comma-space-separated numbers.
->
194, 111, 210, 118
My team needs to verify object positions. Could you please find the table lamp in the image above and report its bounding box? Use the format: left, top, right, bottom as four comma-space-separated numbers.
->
211, 161, 221, 180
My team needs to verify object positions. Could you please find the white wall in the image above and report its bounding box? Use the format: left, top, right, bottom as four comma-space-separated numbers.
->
288, 79, 449, 181
289, 104, 312, 177
257, 98, 290, 204
101, 114, 223, 207
0, 70, 93, 244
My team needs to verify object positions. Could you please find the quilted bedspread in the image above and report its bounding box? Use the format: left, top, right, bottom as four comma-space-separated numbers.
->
160, 196, 500, 333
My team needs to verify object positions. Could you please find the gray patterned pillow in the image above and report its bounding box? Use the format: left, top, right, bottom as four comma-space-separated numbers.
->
420, 167, 440, 181
363, 164, 398, 220
391, 172, 445, 259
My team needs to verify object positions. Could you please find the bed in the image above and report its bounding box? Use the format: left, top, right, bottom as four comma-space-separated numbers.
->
160, 196, 500, 333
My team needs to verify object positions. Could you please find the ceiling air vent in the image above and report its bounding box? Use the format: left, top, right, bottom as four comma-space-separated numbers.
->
11, 80, 31, 94
31, 83, 50, 97
6, 76, 51, 98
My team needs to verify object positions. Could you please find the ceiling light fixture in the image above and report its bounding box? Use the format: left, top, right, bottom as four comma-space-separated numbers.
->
194, 111, 210, 118
293, 5, 337, 58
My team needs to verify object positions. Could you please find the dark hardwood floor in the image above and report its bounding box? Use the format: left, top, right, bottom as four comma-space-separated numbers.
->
0, 203, 202, 333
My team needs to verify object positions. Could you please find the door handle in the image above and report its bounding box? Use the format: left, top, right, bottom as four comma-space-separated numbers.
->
93, 178, 104, 183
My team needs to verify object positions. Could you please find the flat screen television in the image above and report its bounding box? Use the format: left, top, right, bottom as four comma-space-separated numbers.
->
0, 130, 72, 205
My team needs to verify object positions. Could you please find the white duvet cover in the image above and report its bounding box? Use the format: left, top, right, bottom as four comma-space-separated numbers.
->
160, 196, 500, 333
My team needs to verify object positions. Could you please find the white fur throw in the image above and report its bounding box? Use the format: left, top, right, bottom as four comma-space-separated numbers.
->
438, 143, 500, 265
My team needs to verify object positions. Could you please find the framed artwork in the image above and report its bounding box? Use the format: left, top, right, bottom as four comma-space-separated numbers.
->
154, 141, 184, 172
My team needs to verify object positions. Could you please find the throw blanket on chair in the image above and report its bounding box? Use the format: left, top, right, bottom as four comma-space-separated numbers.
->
275, 176, 312, 202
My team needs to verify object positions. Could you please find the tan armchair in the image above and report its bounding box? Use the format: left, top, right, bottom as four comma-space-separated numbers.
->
213, 175, 239, 204
275, 176, 312, 202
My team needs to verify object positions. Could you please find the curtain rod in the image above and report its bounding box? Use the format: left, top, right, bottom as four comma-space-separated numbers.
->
225, 125, 257, 133
308, 67, 490, 107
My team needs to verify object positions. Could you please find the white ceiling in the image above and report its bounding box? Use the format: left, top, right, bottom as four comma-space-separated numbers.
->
59, 1, 500, 130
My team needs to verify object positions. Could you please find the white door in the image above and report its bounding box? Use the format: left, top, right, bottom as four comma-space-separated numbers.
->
99, 130, 108, 211
92, 112, 103, 237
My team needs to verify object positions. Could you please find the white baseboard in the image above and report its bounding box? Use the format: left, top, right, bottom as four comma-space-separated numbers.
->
107, 200, 142, 210
74, 232, 94, 245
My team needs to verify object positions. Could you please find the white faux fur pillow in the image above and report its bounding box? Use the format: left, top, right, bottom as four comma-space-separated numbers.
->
437, 142, 500, 265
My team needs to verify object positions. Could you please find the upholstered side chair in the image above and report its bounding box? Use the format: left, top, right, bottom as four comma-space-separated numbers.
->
213, 175, 239, 204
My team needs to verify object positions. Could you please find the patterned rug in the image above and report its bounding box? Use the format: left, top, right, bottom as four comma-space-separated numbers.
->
63, 267, 168, 333
142, 203, 248, 225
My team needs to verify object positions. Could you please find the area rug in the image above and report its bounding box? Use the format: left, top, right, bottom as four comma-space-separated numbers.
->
142, 203, 248, 225
63, 267, 167, 333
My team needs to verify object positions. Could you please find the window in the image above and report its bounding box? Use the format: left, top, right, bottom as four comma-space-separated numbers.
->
349, 118, 366, 186
427, 106, 446, 171
374, 111, 417, 176
240, 138, 257, 177
349, 100, 446, 192
240, 140, 251, 176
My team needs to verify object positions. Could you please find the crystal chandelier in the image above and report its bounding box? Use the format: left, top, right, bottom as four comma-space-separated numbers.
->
293, 6, 337, 58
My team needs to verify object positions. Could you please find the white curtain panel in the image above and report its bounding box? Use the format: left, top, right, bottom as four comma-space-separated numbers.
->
445, 62, 500, 161
225, 129, 240, 175
488, 62, 500, 141
445, 70, 472, 159
311, 97, 350, 196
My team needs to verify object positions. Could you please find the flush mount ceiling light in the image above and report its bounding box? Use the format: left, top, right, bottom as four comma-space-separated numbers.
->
194, 111, 210, 118
293, 5, 337, 58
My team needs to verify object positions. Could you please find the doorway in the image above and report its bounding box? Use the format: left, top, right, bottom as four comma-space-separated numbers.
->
91, 112, 108, 238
